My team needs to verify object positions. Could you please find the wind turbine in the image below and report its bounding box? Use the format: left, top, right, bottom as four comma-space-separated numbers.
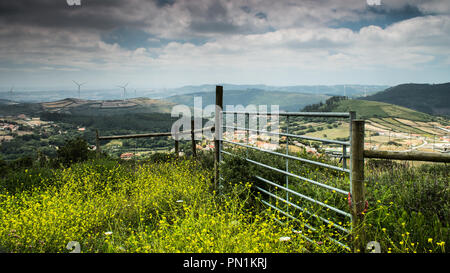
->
117, 82, 129, 101
9, 86, 14, 97
344, 84, 346, 97
72, 80, 86, 99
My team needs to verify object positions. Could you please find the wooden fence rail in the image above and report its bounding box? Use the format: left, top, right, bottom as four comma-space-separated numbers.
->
96, 126, 214, 157
364, 150, 450, 163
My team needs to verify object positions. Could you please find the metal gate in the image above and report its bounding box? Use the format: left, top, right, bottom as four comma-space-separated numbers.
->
218, 109, 356, 251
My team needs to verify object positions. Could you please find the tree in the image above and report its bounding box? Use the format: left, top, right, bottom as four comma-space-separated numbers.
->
56, 137, 93, 166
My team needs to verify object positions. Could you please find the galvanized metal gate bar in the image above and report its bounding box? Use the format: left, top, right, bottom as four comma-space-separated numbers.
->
256, 186, 351, 251
223, 126, 350, 146
256, 185, 350, 233
223, 111, 351, 118
222, 139, 350, 173
224, 150, 349, 195
254, 175, 351, 219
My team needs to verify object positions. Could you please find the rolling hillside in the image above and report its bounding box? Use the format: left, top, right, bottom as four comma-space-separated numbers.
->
331, 99, 435, 121
299, 97, 449, 152
166, 84, 388, 97
166, 89, 330, 112
302, 96, 437, 122
0, 99, 17, 105
0, 97, 175, 117
363, 83, 450, 116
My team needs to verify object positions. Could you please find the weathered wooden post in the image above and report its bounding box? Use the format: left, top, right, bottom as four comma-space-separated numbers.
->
191, 119, 197, 157
350, 119, 366, 252
214, 86, 223, 189
174, 137, 179, 157
95, 129, 101, 157
345, 111, 356, 169
364, 150, 450, 163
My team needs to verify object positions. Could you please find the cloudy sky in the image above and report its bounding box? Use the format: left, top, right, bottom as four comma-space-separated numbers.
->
0, 0, 449, 90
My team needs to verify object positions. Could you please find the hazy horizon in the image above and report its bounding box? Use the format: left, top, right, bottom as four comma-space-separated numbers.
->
0, 83, 395, 92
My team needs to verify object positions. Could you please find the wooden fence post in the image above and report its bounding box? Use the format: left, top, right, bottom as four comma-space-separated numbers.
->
95, 129, 101, 157
350, 120, 366, 252
345, 111, 356, 169
174, 137, 179, 157
214, 86, 223, 190
191, 119, 196, 157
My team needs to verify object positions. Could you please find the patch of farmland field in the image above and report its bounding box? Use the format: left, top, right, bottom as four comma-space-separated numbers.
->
383, 118, 430, 135
303, 123, 350, 140
367, 119, 392, 131
373, 118, 414, 134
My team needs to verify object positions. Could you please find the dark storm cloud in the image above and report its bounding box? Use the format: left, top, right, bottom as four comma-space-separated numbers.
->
0, 0, 140, 30
240, 6, 251, 14
0, 0, 266, 44
203, 0, 228, 20
190, 21, 239, 34
0, 0, 448, 36
100, 26, 209, 50
255, 12, 267, 20
333, 3, 427, 31
101, 27, 155, 50
186, 0, 237, 33
0, 0, 448, 63
153, 0, 176, 8
186, 1, 272, 35
367, 4, 425, 22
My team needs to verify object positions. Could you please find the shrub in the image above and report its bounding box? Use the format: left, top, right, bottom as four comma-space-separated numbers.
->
56, 137, 95, 166
387, 141, 401, 146
145, 152, 178, 163
220, 154, 254, 190
0, 158, 7, 177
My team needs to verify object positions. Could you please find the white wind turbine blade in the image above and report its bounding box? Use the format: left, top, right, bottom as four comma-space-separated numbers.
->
117, 82, 129, 100
73, 80, 86, 98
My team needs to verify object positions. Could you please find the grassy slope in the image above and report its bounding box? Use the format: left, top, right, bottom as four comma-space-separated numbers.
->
0, 102, 43, 116
331, 99, 434, 122
298, 98, 443, 141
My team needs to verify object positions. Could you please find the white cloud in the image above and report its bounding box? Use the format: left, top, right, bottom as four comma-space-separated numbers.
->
0, 0, 449, 87
151, 15, 449, 72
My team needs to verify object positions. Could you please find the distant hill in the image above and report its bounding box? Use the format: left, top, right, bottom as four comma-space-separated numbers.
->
303, 97, 436, 122
0, 99, 18, 106
40, 97, 175, 115
0, 84, 389, 103
166, 89, 330, 112
363, 83, 450, 116
0, 97, 175, 117
166, 84, 389, 98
